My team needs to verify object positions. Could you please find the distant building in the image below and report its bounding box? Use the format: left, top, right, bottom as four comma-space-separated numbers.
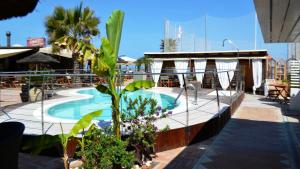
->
27, 37, 46, 48
288, 43, 300, 60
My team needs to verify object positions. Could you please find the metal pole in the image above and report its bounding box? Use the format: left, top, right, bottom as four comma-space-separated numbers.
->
28, 72, 31, 102
227, 71, 232, 104
183, 73, 189, 126
205, 15, 207, 51
254, 13, 257, 50
90, 73, 92, 86
237, 51, 241, 92
182, 73, 190, 144
41, 74, 45, 134
213, 70, 220, 115
213, 70, 221, 133
0, 75, 2, 111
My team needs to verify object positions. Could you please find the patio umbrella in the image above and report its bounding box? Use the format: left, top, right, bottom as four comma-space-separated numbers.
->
17, 52, 59, 64
119, 56, 137, 65
0, 0, 39, 20
117, 57, 127, 64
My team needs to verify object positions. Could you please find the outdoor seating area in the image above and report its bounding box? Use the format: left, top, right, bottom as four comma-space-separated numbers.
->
266, 80, 290, 104
0, 76, 23, 88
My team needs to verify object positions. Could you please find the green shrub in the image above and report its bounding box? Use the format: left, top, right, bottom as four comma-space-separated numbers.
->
121, 95, 170, 163
78, 127, 135, 169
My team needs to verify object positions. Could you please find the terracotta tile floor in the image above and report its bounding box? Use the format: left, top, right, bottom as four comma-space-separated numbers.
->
152, 138, 214, 169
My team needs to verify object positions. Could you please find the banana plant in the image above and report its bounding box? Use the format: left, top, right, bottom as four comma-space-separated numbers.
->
22, 110, 102, 169
60, 110, 102, 169
92, 10, 154, 139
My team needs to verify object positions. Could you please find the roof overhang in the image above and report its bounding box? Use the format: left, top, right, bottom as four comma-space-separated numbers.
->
254, 0, 300, 43
0, 47, 36, 59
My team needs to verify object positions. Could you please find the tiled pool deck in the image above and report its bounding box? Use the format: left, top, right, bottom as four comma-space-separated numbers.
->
0, 87, 230, 135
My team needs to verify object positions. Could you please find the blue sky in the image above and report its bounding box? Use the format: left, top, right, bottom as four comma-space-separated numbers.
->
0, 0, 287, 59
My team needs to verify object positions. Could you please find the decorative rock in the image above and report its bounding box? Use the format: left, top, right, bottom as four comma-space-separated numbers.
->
133, 164, 140, 169
145, 160, 152, 167
69, 159, 83, 169
29, 87, 42, 102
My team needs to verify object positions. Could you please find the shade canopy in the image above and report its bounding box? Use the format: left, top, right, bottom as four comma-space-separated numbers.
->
17, 52, 60, 64
0, 0, 39, 20
118, 56, 137, 65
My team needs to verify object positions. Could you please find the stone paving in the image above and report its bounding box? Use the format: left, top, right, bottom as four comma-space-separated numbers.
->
0, 88, 22, 107
195, 94, 300, 169
153, 94, 300, 169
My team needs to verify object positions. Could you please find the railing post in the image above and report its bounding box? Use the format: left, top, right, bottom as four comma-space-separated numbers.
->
213, 70, 220, 114
226, 71, 232, 104
182, 73, 189, 127
213, 70, 221, 133
28, 72, 31, 102
182, 73, 190, 145
41, 74, 45, 134
90, 74, 92, 86
0, 75, 2, 111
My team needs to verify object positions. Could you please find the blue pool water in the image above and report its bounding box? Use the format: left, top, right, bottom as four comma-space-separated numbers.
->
47, 89, 177, 120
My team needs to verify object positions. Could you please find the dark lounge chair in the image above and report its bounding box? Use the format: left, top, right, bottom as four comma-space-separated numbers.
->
0, 122, 25, 169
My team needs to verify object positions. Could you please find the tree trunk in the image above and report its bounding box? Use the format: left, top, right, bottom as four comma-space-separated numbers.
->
72, 53, 81, 87
112, 94, 121, 139
63, 152, 68, 169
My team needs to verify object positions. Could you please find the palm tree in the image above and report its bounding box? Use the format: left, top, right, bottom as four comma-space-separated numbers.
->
45, 3, 100, 73
136, 56, 152, 72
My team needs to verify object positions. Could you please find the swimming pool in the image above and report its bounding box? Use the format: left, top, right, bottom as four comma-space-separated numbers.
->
47, 89, 177, 120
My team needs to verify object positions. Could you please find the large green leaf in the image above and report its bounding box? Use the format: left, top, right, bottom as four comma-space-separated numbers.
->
101, 38, 116, 71
96, 84, 111, 95
106, 10, 124, 56
69, 110, 103, 137
92, 38, 117, 77
121, 80, 154, 94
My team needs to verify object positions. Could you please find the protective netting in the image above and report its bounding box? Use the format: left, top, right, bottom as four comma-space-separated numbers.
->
163, 12, 287, 59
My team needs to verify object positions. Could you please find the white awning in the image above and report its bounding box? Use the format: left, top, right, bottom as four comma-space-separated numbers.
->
152, 57, 268, 61
0, 48, 33, 59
